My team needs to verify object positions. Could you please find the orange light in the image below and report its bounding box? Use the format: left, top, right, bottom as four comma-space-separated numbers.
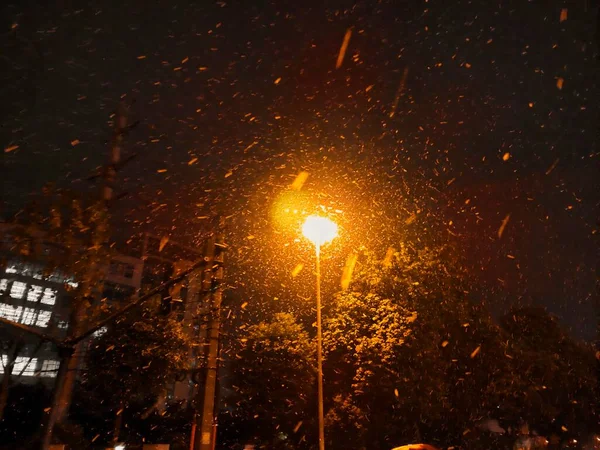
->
302, 215, 338, 247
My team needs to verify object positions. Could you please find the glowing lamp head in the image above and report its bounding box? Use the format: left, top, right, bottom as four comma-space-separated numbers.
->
302, 215, 338, 248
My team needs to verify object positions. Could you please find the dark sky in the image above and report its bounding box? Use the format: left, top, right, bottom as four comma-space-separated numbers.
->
1, 0, 598, 338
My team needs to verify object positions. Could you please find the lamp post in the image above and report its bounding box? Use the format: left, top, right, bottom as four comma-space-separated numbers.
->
301, 215, 338, 450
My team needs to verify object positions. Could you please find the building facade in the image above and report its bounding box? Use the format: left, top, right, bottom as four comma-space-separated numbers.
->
0, 227, 205, 404
0, 224, 144, 385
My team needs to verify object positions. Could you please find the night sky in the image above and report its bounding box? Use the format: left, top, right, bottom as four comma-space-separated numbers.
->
1, 0, 598, 338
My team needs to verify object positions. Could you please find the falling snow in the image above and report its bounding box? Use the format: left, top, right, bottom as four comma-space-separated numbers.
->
0, 0, 598, 448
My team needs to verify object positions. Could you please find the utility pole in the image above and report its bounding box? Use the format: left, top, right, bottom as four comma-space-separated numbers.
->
105, 105, 126, 448
103, 105, 127, 203
193, 230, 225, 450
41, 104, 128, 449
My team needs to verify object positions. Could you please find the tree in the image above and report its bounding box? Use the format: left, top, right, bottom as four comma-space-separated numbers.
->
323, 288, 416, 450
498, 306, 599, 441
0, 382, 52, 450
220, 312, 315, 449
221, 238, 597, 449
0, 339, 43, 420
322, 242, 599, 449
323, 244, 515, 449
81, 297, 191, 446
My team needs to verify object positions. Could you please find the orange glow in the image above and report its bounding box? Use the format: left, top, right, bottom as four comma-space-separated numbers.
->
270, 189, 312, 232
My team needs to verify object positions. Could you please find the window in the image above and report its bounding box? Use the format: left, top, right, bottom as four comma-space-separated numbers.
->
0, 279, 7, 293
27, 285, 43, 303
93, 326, 108, 338
57, 320, 69, 329
36, 310, 52, 328
13, 357, 37, 377
20, 307, 38, 326
5, 266, 18, 274
10, 281, 27, 299
0, 303, 51, 327
0, 303, 23, 322
40, 359, 60, 378
110, 261, 135, 279
40, 288, 56, 305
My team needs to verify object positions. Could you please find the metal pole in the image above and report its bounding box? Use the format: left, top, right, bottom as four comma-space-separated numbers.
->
193, 238, 214, 449
102, 105, 126, 203
315, 244, 325, 450
189, 421, 196, 450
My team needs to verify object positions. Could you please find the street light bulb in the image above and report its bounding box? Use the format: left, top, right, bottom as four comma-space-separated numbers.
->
302, 215, 338, 248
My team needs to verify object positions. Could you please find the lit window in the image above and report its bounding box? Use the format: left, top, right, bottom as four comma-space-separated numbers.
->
0, 303, 51, 328
40, 359, 60, 378
0, 279, 8, 293
27, 285, 43, 302
5, 266, 17, 274
93, 326, 108, 338
10, 281, 27, 299
0, 355, 8, 373
13, 357, 37, 376
20, 307, 38, 326
57, 320, 69, 329
40, 288, 56, 305
36, 310, 52, 328
0, 303, 23, 322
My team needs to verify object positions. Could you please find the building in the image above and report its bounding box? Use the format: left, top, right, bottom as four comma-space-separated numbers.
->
0, 223, 143, 384
0, 224, 77, 384
0, 226, 208, 406
125, 233, 209, 405
0, 258, 69, 382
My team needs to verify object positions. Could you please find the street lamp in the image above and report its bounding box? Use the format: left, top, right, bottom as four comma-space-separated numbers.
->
301, 215, 338, 450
